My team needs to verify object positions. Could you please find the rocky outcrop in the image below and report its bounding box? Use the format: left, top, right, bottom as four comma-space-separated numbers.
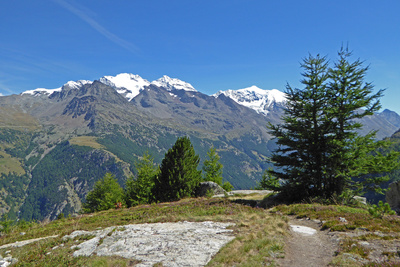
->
386, 181, 400, 213
63, 221, 235, 267
196, 182, 226, 197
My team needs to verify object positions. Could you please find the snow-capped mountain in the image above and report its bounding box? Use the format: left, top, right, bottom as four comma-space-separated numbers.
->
99, 73, 150, 101
22, 80, 93, 96
214, 86, 286, 115
21, 73, 196, 101
22, 87, 62, 96
151, 75, 196, 92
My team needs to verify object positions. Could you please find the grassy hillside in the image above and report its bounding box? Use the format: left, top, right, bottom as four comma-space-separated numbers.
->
1, 196, 400, 266
0, 197, 287, 266
0, 121, 274, 222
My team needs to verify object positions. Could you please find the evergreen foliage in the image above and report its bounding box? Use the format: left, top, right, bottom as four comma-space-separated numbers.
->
368, 200, 396, 218
268, 48, 399, 201
203, 146, 223, 184
153, 136, 202, 202
202, 146, 234, 192
125, 152, 159, 207
83, 173, 125, 213
0, 172, 30, 219
0, 214, 14, 234
221, 181, 233, 192
19, 142, 125, 221
255, 168, 280, 191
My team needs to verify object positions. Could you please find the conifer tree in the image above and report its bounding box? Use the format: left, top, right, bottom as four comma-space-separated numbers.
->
83, 173, 125, 213
202, 146, 233, 191
125, 152, 159, 207
153, 136, 202, 202
202, 146, 223, 185
325, 47, 399, 197
268, 54, 332, 200
268, 48, 399, 201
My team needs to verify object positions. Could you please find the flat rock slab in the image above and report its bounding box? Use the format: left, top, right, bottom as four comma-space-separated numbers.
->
214, 190, 273, 198
290, 225, 317, 235
65, 221, 235, 267
0, 235, 59, 249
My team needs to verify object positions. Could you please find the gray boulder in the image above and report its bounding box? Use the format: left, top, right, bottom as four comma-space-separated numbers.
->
386, 181, 400, 213
353, 196, 367, 205
196, 182, 226, 197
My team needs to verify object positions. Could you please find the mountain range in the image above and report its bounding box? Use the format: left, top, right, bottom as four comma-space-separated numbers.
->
1, 73, 400, 221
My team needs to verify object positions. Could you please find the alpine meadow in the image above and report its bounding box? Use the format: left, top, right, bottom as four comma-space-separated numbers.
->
2, 48, 400, 266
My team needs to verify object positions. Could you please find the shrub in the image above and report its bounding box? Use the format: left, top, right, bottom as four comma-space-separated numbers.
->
83, 173, 125, 213
368, 201, 396, 219
0, 214, 14, 234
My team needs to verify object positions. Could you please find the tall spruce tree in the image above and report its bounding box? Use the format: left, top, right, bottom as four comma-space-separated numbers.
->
268, 54, 331, 200
268, 48, 399, 201
326, 48, 399, 197
153, 136, 202, 202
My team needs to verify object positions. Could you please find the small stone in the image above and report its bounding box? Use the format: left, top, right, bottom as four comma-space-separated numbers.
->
20, 232, 26, 236
359, 241, 369, 247
373, 231, 385, 237
339, 217, 347, 223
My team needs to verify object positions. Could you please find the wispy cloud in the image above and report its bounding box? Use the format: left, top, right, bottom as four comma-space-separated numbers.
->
53, 0, 139, 54
0, 79, 14, 95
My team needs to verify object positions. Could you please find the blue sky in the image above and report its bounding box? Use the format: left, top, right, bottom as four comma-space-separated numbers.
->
1, 1, 399, 113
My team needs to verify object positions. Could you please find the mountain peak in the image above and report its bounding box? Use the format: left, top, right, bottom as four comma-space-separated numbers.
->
151, 75, 196, 92
214, 86, 286, 115
99, 73, 150, 101
20, 73, 197, 100
64, 80, 93, 89
21, 87, 62, 96
21, 80, 92, 97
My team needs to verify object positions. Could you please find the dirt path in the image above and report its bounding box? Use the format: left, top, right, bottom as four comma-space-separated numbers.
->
277, 218, 338, 267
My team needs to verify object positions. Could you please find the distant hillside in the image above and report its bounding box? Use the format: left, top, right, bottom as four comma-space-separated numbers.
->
0, 73, 398, 221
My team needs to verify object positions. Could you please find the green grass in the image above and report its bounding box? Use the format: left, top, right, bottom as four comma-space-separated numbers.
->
271, 203, 400, 232
3, 197, 400, 266
68, 136, 105, 149
0, 150, 25, 175
0, 198, 287, 266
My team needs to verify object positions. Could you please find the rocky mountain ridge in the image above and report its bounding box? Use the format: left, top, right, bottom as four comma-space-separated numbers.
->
0, 73, 399, 221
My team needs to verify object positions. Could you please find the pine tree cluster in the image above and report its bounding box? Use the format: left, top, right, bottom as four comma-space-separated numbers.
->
267, 48, 399, 202
83, 136, 230, 212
